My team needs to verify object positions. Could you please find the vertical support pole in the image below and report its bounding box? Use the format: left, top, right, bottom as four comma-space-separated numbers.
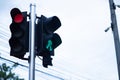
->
29, 4, 36, 80
109, 0, 120, 79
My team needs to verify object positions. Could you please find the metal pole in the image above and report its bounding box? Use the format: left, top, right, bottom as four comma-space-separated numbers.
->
29, 4, 36, 80
109, 0, 120, 79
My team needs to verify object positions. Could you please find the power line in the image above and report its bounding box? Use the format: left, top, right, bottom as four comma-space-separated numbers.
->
0, 56, 64, 80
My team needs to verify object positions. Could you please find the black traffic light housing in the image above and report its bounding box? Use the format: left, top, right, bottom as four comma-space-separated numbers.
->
9, 8, 29, 60
36, 15, 62, 68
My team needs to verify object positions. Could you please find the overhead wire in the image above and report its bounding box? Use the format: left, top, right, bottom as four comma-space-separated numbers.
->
0, 56, 64, 80
36, 55, 92, 80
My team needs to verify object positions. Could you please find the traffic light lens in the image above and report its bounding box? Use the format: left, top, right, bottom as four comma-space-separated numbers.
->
46, 40, 53, 51
9, 38, 23, 52
14, 14, 23, 23
10, 23, 24, 38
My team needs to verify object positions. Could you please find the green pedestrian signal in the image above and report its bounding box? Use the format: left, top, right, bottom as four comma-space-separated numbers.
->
46, 40, 53, 51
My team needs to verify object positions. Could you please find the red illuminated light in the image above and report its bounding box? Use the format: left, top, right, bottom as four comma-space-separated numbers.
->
14, 14, 24, 23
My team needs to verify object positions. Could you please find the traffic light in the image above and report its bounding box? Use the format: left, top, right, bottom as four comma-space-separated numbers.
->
9, 8, 29, 60
36, 15, 62, 67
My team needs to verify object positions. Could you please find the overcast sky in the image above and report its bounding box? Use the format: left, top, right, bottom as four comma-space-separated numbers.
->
0, 0, 120, 80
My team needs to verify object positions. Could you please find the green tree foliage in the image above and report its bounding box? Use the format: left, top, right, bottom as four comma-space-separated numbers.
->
0, 63, 24, 80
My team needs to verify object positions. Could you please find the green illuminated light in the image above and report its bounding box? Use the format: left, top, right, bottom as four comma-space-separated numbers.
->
46, 40, 53, 51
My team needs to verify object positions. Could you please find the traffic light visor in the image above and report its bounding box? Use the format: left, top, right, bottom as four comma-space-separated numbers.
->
42, 15, 61, 33
46, 16, 61, 33
52, 33, 62, 49
10, 8, 23, 23
9, 38, 23, 52
10, 23, 24, 38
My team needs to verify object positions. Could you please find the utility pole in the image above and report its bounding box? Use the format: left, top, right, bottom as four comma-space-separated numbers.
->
29, 4, 36, 80
109, 0, 120, 79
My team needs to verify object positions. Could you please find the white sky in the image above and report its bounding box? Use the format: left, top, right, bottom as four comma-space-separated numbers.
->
0, 0, 120, 80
